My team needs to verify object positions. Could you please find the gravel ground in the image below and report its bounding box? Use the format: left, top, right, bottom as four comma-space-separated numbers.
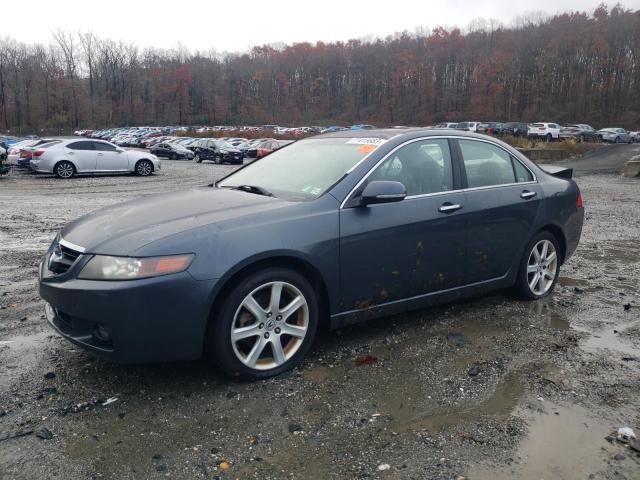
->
0, 151, 639, 479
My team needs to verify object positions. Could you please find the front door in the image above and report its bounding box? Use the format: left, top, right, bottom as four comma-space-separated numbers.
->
339, 138, 467, 311
94, 142, 129, 171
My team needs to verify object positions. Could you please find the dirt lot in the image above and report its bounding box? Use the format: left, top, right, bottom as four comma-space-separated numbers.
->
1, 148, 639, 479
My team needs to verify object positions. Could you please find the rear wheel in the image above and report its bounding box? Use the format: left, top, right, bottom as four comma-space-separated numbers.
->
513, 231, 560, 300
54, 161, 75, 179
546, 133, 552, 142
194, 154, 201, 163
206, 268, 319, 380
171, 153, 178, 160
135, 159, 153, 176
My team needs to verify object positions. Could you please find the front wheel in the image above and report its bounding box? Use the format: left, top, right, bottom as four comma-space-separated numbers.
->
512, 232, 560, 300
135, 159, 153, 176
206, 268, 319, 380
194, 154, 202, 163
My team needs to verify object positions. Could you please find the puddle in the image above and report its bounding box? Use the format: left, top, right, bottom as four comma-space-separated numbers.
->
573, 320, 640, 357
388, 370, 525, 433
557, 276, 590, 288
302, 363, 346, 382
580, 240, 639, 264
469, 403, 614, 479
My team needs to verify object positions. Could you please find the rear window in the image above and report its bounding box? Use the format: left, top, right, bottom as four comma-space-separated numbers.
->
532, 124, 544, 127
37, 140, 62, 149
67, 141, 95, 151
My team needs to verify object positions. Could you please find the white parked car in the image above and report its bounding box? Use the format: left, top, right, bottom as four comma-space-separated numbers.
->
455, 122, 481, 132
528, 123, 561, 141
29, 139, 161, 179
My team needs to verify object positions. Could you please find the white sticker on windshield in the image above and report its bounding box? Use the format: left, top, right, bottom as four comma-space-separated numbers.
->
346, 138, 386, 145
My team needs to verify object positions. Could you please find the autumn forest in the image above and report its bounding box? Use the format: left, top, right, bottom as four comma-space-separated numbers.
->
0, 4, 638, 133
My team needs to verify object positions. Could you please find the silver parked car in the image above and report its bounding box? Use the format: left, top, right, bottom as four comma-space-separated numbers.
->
29, 139, 161, 178
598, 128, 633, 144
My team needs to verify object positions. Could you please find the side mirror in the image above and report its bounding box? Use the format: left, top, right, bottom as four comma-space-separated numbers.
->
116, 148, 124, 153
360, 180, 406, 206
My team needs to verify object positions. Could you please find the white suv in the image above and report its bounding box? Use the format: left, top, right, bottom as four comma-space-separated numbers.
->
528, 123, 561, 141
29, 139, 161, 179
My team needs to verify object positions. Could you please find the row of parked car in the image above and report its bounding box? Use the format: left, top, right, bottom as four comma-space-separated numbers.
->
78, 128, 294, 164
434, 122, 639, 143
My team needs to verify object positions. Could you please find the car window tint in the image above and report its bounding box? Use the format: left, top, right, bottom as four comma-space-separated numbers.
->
369, 139, 453, 196
512, 159, 534, 183
93, 142, 117, 152
459, 139, 516, 188
67, 141, 95, 151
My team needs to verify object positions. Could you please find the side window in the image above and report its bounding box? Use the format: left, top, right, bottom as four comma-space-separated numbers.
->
368, 139, 453, 196
93, 142, 117, 152
512, 159, 534, 183
459, 139, 516, 188
67, 141, 95, 151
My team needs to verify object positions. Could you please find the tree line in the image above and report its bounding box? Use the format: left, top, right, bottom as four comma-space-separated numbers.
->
0, 4, 638, 134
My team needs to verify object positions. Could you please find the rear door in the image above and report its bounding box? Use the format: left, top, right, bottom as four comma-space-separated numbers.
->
339, 138, 467, 309
94, 142, 129, 171
66, 141, 97, 172
453, 138, 541, 284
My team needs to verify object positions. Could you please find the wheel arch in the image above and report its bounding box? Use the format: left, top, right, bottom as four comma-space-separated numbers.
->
135, 158, 154, 171
53, 159, 77, 174
206, 254, 332, 336
537, 224, 567, 265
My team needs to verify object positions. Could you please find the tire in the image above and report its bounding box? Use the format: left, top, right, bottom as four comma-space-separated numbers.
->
194, 154, 202, 163
171, 153, 178, 160
214, 155, 220, 165
54, 160, 76, 179
578, 134, 584, 143
546, 133, 552, 142
512, 231, 561, 300
615, 136, 621, 144
205, 267, 319, 380
135, 159, 153, 176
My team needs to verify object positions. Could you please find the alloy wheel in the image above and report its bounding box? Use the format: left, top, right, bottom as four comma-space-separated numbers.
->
230, 281, 309, 370
57, 163, 74, 178
137, 161, 152, 176
526, 239, 558, 296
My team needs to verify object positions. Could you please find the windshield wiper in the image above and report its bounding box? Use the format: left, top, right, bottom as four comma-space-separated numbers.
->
224, 184, 274, 197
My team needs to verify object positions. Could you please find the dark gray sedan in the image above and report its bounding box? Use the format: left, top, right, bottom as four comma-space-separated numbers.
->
39, 129, 584, 380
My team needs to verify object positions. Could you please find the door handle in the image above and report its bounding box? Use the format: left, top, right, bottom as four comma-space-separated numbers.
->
97, 153, 104, 156
520, 190, 537, 199
439, 203, 463, 213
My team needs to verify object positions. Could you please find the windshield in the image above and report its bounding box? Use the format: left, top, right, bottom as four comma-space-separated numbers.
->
217, 137, 384, 201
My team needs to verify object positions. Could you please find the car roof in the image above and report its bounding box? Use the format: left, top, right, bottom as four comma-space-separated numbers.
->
316, 127, 500, 141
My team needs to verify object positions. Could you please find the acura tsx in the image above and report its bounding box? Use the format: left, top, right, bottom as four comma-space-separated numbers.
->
39, 129, 584, 380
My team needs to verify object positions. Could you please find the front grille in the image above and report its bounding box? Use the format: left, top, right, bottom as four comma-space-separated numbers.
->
48, 242, 82, 275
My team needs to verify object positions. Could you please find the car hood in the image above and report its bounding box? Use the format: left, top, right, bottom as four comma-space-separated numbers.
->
61, 187, 289, 255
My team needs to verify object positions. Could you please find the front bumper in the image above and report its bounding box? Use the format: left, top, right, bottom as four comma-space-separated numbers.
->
39, 258, 218, 363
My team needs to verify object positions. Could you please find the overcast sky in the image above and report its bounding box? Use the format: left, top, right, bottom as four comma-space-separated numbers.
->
3, 0, 639, 52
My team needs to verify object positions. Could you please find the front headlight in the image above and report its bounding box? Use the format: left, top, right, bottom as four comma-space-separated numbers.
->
78, 254, 194, 280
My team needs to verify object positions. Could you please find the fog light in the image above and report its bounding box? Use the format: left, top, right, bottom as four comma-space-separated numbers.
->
92, 324, 111, 342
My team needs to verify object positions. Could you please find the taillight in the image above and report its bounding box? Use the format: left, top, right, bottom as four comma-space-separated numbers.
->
577, 191, 583, 208
33, 150, 45, 157
19, 150, 31, 159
